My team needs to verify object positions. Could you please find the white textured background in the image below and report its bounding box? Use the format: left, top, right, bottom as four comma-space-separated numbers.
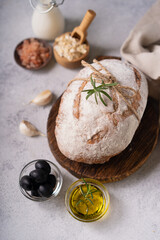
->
0, 0, 160, 240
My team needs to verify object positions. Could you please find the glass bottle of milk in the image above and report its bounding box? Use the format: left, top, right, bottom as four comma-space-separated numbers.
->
29, 0, 65, 41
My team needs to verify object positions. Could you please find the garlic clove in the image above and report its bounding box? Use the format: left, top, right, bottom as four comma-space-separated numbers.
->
30, 90, 53, 106
19, 120, 45, 137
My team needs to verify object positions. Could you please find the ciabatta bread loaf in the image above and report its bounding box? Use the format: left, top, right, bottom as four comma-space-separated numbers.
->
55, 59, 148, 164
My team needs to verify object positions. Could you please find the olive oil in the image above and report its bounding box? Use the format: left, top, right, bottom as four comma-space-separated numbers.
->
69, 184, 106, 221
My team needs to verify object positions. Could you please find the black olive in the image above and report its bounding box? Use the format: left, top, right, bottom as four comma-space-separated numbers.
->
20, 175, 33, 191
29, 169, 48, 183
47, 174, 56, 188
31, 189, 40, 197
32, 181, 40, 190
38, 183, 53, 197
35, 160, 51, 174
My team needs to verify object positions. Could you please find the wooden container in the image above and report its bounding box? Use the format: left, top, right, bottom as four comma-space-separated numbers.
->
53, 10, 96, 69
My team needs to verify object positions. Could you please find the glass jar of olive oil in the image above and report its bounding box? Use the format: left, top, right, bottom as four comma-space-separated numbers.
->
65, 178, 110, 222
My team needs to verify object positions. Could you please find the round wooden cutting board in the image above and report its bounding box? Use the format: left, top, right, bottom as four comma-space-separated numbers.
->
47, 95, 159, 183
47, 55, 159, 182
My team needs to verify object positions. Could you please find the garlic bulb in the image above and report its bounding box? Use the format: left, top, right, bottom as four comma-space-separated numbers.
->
19, 120, 45, 137
30, 90, 53, 106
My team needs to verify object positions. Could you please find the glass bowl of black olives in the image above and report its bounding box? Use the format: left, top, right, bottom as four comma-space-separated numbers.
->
19, 159, 63, 201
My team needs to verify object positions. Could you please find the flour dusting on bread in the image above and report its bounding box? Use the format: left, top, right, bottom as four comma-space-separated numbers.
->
55, 59, 148, 164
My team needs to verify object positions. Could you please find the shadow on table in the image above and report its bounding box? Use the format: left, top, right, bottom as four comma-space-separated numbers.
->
65, 18, 81, 33
133, 135, 160, 181
88, 44, 118, 62
84, 192, 124, 230
39, 57, 56, 73
38, 173, 75, 216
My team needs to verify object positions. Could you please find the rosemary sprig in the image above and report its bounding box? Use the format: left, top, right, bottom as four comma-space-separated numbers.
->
82, 75, 118, 106
76, 178, 100, 214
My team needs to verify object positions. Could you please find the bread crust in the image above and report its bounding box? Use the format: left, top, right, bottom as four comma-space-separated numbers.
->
55, 60, 148, 164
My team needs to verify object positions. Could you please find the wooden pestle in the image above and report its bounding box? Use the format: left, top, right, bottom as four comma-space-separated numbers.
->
71, 9, 96, 44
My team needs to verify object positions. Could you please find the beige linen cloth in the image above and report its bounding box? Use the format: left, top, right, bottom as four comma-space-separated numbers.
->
121, 0, 160, 99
